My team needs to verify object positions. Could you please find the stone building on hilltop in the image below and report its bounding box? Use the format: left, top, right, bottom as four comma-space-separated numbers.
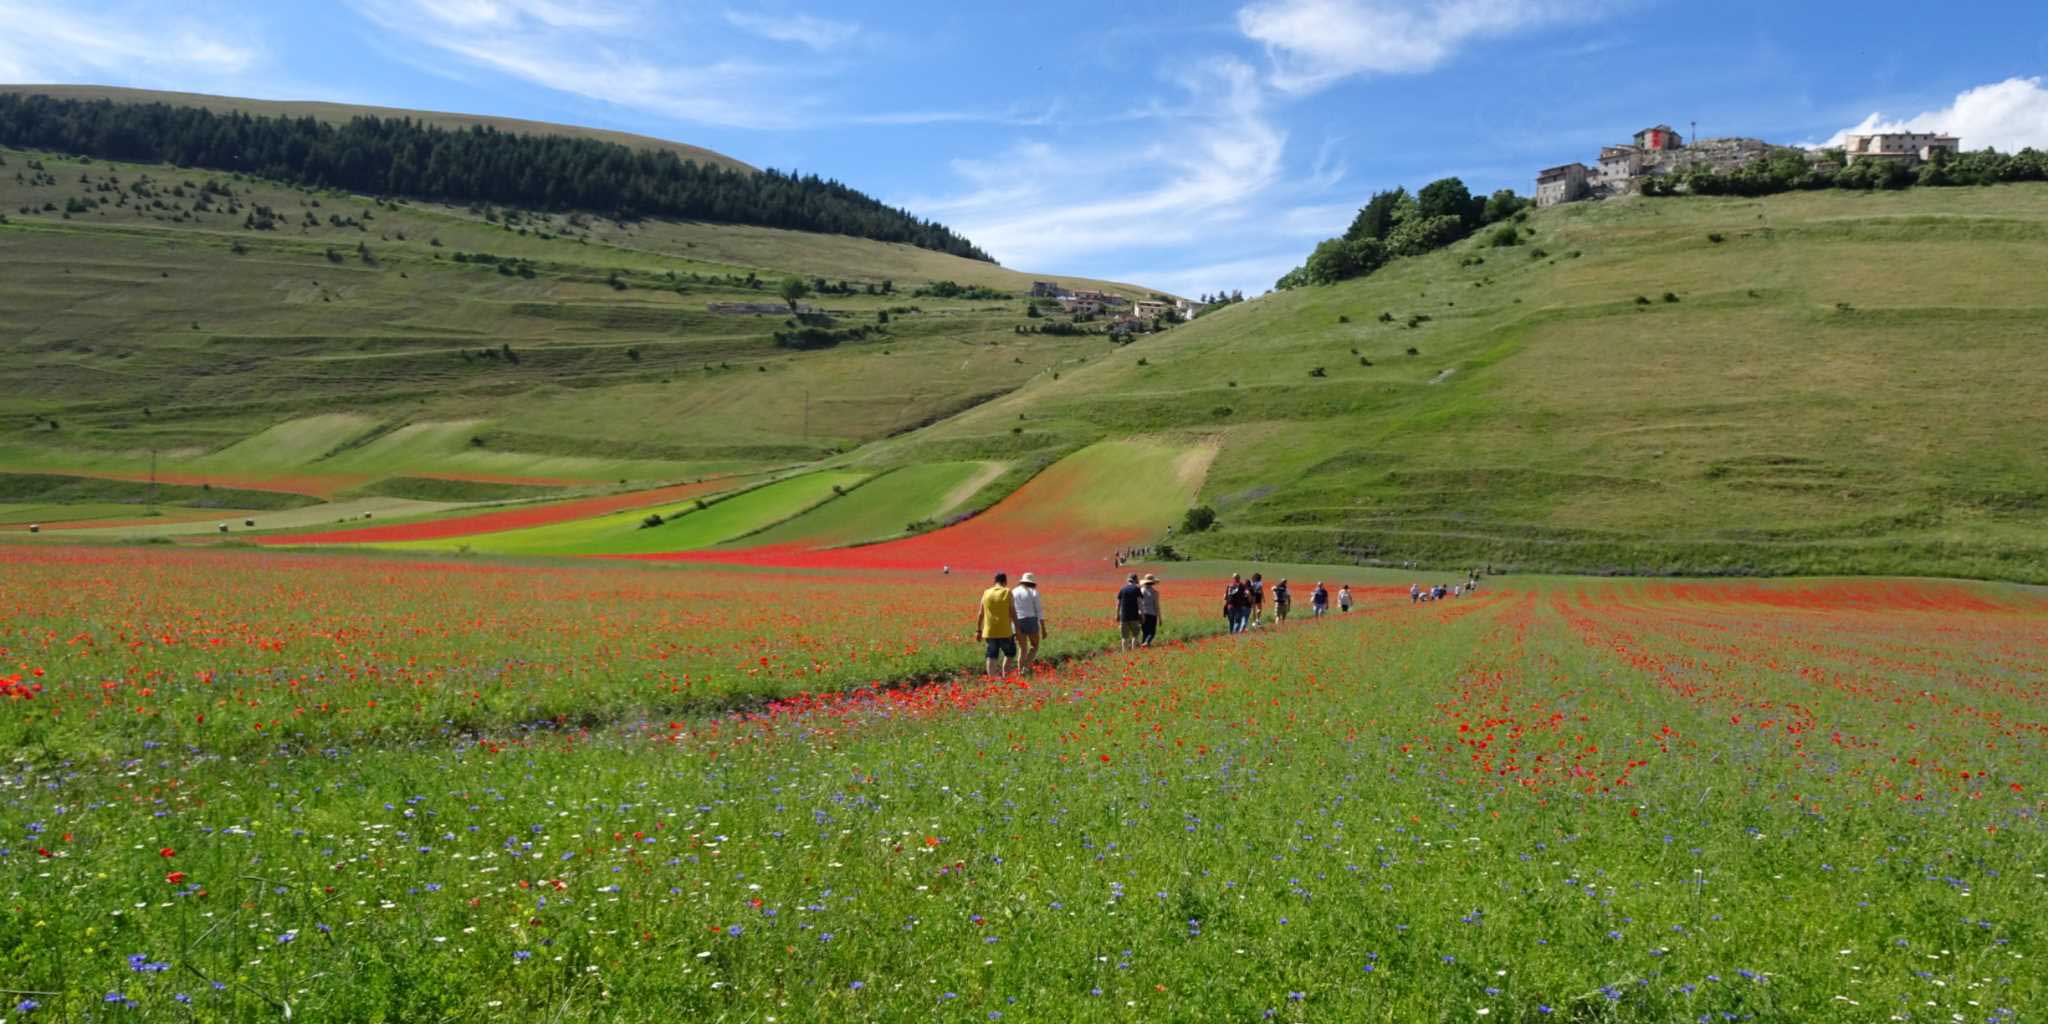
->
1841, 132, 1961, 166
1535, 162, 1591, 207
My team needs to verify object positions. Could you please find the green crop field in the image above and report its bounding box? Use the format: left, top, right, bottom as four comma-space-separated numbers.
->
391, 470, 870, 555
736, 461, 1005, 549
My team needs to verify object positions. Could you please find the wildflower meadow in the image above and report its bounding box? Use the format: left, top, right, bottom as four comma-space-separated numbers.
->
1, 546, 2042, 1021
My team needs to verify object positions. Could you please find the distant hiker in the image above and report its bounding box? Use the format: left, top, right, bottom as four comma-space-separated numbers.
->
1223, 574, 1252, 634
975, 572, 1018, 676
1410, 583, 1421, 604
1338, 585, 1353, 612
1012, 572, 1046, 668
1272, 578, 1292, 624
1138, 574, 1162, 647
943, 565, 951, 575
1248, 573, 1266, 628
1116, 573, 1145, 650
1311, 582, 1329, 618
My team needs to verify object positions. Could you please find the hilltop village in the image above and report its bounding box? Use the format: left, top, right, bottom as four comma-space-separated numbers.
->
1536, 124, 1962, 206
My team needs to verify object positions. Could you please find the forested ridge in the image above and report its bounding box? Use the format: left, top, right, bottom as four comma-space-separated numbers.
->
0, 93, 992, 261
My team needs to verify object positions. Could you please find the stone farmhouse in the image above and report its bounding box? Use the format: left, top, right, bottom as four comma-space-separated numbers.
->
1841, 131, 1960, 165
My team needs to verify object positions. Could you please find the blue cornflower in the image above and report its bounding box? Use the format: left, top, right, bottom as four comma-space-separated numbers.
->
849, 981, 864, 991
174, 994, 192, 1004
726, 924, 743, 936
514, 950, 533, 961
277, 931, 297, 944
16, 998, 40, 1012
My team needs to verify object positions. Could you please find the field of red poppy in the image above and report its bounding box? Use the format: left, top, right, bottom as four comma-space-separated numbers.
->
1, 546, 2042, 1022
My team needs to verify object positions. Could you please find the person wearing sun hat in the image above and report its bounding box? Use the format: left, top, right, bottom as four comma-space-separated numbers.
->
1011, 572, 1046, 668
1137, 574, 1162, 646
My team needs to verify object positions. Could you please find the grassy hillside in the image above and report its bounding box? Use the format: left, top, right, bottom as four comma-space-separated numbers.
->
882, 185, 2048, 582
0, 84, 756, 172
0, 143, 1153, 514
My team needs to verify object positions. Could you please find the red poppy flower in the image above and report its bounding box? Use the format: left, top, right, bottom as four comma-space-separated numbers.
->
159, 847, 176, 858
166, 871, 188, 884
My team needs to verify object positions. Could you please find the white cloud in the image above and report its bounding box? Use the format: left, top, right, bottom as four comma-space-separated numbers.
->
1236, 0, 1599, 93
1117, 253, 1307, 298
0, 1, 259, 83
350, 0, 821, 129
1823, 77, 2048, 153
904, 57, 1315, 289
724, 10, 864, 52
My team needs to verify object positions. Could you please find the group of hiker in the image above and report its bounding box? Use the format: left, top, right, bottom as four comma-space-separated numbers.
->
972, 570, 1167, 676
1219, 573, 1352, 633
972, 568, 1382, 674
1409, 572, 1482, 603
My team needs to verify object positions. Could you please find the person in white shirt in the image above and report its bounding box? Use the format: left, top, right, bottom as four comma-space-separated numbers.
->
1011, 572, 1046, 667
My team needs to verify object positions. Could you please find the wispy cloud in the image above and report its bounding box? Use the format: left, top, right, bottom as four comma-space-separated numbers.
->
349, 0, 825, 129
905, 58, 1308, 280
1236, 0, 1608, 93
0, 0, 260, 84
1822, 77, 2048, 153
724, 10, 865, 52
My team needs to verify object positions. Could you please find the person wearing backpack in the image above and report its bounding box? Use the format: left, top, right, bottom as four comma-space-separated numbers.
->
1271, 578, 1292, 625
1310, 582, 1330, 618
1222, 574, 1250, 634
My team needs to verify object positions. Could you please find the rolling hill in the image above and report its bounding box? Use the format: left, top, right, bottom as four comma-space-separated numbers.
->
0, 84, 756, 172
876, 185, 2048, 582
4, 90, 2046, 583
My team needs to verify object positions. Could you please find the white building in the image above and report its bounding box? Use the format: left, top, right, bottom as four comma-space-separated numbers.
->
1842, 132, 1960, 165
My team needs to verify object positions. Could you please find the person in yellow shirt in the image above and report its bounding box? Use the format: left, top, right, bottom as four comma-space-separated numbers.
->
974, 571, 1018, 676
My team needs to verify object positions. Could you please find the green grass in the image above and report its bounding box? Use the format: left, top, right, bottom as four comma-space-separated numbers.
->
0, 143, 1150, 514
1, 543, 2039, 1021
893, 185, 2048, 581
735, 461, 1002, 547
391, 470, 870, 554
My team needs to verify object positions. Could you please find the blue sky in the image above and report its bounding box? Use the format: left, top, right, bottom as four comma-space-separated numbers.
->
3, 0, 2046, 293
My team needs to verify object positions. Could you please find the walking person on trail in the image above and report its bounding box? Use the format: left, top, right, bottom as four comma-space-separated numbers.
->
1410, 583, 1421, 604
1116, 573, 1145, 651
1272, 578, 1292, 625
1012, 572, 1046, 668
974, 572, 1019, 676
1338, 584, 1353, 613
1223, 574, 1252, 634
1138, 574, 1162, 647
1248, 573, 1266, 628
1310, 581, 1330, 618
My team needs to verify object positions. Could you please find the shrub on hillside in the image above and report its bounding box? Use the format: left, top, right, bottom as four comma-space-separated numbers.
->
1487, 224, 1522, 248
1181, 506, 1217, 533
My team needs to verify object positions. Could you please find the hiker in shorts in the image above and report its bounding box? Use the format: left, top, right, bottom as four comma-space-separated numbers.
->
1116, 573, 1145, 650
1248, 572, 1266, 628
1310, 582, 1329, 618
1338, 585, 1353, 612
975, 572, 1019, 676
1011, 572, 1046, 668
1138, 574, 1161, 646
1272, 578, 1291, 625
1410, 583, 1421, 604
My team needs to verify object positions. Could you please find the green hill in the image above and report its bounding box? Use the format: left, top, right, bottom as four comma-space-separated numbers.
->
0, 133, 1154, 507
6, 92, 2046, 583
875, 186, 2048, 582
0, 84, 756, 173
